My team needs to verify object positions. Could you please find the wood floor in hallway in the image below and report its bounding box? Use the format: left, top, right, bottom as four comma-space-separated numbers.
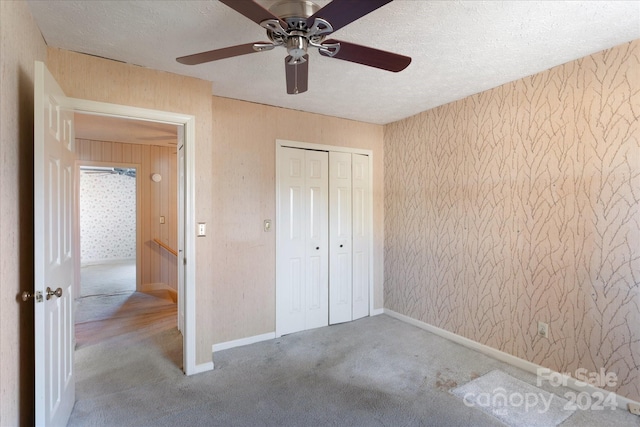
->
75, 290, 177, 348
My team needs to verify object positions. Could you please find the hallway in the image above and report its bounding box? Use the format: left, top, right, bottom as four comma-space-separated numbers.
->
74, 260, 179, 357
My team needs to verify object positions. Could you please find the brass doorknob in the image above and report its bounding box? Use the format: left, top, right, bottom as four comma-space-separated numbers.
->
22, 291, 33, 302
46, 287, 63, 300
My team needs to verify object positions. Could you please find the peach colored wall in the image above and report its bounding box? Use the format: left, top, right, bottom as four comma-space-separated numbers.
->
383, 40, 640, 401
0, 1, 47, 425
211, 96, 384, 344
76, 139, 178, 290
45, 48, 384, 361
47, 48, 215, 365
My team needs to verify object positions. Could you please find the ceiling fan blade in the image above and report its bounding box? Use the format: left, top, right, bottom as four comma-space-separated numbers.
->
320, 39, 411, 72
176, 42, 269, 65
219, 0, 287, 27
306, 0, 393, 32
285, 55, 309, 95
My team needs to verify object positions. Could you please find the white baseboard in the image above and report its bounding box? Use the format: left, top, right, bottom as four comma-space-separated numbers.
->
187, 361, 214, 375
384, 308, 640, 412
212, 332, 276, 353
213, 309, 384, 352
81, 257, 135, 266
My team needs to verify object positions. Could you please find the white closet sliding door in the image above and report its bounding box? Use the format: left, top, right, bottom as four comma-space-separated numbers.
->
276, 147, 329, 336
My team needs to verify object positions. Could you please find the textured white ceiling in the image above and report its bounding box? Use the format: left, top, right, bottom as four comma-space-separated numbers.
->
27, 0, 640, 125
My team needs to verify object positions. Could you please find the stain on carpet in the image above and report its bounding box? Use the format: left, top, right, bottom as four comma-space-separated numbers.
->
435, 370, 458, 391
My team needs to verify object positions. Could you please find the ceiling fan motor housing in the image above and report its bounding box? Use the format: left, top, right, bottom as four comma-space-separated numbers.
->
268, 0, 320, 20
263, 0, 336, 59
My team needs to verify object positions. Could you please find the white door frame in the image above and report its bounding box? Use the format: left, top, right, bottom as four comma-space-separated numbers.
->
275, 139, 375, 336
61, 97, 205, 375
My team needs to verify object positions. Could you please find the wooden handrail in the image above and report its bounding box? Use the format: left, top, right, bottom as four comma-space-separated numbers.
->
153, 238, 178, 256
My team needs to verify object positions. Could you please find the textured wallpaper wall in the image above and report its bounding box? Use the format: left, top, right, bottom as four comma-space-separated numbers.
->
80, 172, 136, 263
384, 40, 639, 401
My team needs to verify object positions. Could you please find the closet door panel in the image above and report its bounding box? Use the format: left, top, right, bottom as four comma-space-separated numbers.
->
277, 148, 307, 336
329, 152, 353, 324
352, 154, 370, 320
305, 150, 329, 330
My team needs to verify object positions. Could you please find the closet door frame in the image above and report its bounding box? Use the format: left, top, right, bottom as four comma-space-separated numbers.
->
275, 139, 374, 338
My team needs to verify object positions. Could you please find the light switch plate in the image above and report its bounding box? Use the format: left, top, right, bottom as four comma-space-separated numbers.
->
264, 219, 272, 232
197, 223, 206, 236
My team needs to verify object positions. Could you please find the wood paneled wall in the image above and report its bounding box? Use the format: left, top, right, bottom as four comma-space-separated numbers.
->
76, 139, 178, 290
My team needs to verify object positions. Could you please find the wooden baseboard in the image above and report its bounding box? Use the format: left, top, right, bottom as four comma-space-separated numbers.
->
140, 282, 177, 302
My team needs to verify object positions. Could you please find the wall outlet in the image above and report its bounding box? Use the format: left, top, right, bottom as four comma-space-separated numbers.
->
629, 402, 640, 416
538, 321, 549, 339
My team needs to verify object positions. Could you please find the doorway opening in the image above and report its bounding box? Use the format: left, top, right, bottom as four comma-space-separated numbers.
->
73, 114, 180, 357
64, 96, 205, 375
33, 62, 206, 426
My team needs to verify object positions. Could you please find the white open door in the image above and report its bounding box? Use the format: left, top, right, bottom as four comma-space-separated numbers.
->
33, 61, 76, 426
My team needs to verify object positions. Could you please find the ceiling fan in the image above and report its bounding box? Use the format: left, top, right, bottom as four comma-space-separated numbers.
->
176, 0, 411, 94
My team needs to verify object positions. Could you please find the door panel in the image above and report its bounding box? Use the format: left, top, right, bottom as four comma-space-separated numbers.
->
277, 148, 329, 335
289, 186, 303, 239
278, 148, 306, 335
329, 152, 352, 324
303, 150, 329, 330
290, 258, 303, 312
351, 154, 370, 320
34, 61, 75, 427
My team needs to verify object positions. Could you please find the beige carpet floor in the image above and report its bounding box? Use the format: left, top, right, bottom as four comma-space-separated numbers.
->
80, 259, 136, 297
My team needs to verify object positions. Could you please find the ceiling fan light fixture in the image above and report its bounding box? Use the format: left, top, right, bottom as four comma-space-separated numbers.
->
287, 33, 308, 60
